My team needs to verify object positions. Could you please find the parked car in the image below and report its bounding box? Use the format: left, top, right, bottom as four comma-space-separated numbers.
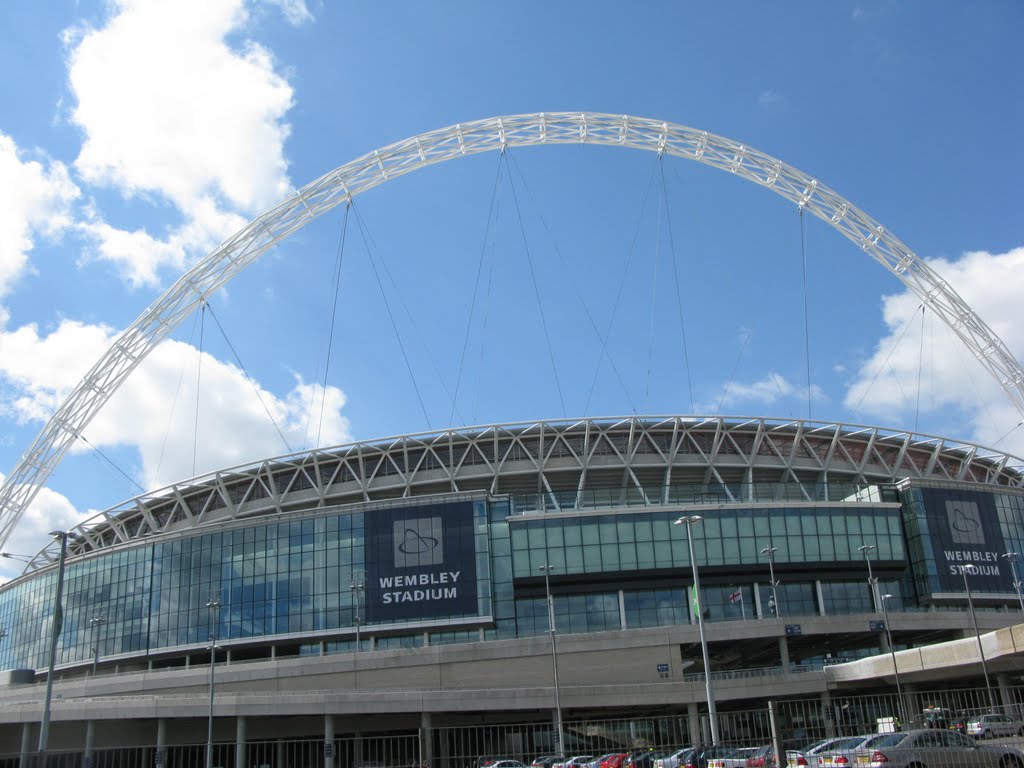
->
625, 750, 657, 768
967, 713, 1024, 739
706, 746, 759, 767
812, 734, 877, 767
680, 746, 734, 768
599, 754, 629, 768
489, 762, 526, 768
653, 748, 691, 768
848, 728, 1024, 767
532, 758, 562, 768
921, 706, 955, 730
554, 755, 595, 768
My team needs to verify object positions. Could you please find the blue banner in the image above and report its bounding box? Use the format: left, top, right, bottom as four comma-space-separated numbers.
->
363, 500, 479, 623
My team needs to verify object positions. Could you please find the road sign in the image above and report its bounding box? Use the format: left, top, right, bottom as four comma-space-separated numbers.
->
785, 624, 802, 636
870, 620, 886, 632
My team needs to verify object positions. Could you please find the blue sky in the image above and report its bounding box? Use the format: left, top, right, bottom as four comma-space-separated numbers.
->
0, 0, 1022, 573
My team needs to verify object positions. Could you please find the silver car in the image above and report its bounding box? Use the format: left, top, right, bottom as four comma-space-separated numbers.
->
967, 713, 1024, 739
813, 735, 875, 767
849, 728, 1024, 767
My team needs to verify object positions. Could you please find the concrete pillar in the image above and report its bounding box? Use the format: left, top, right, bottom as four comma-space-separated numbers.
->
778, 636, 791, 672
753, 583, 763, 619
816, 581, 827, 616
997, 674, 1014, 710
156, 718, 167, 768
354, 732, 363, 768
19, 722, 32, 768
276, 739, 285, 768
687, 702, 700, 746
820, 692, 836, 738
83, 720, 96, 768
325, 715, 336, 768
618, 590, 627, 630
235, 716, 246, 768
440, 716, 450, 768
421, 711, 433, 768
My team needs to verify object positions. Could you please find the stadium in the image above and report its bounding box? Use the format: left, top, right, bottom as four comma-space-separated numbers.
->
1, 115, 1024, 765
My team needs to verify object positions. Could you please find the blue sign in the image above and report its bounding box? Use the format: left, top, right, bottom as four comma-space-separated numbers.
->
364, 501, 479, 623
917, 487, 1013, 594
870, 620, 886, 632
657, 663, 669, 673
785, 624, 802, 636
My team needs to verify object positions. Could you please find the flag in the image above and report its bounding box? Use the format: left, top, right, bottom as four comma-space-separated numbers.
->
691, 585, 700, 617
728, 589, 743, 604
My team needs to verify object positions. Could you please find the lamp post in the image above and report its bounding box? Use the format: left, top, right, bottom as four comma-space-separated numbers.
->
960, 565, 997, 710
879, 593, 907, 725
760, 546, 780, 618
538, 564, 564, 757
1001, 553, 1024, 612
674, 516, 719, 745
89, 615, 104, 677
38, 530, 69, 761
206, 594, 221, 768
350, 573, 364, 691
858, 544, 879, 612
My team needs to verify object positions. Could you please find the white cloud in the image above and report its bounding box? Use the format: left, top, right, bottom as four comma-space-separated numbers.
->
844, 246, 1024, 456
699, 371, 826, 413
64, 0, 294, 285
0, 134, 81, 295
263, 0, 313, 25
0, 477, 91, 584
0, 317, 351, 493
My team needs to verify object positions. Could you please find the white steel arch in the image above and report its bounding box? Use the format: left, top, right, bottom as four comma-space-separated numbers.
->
1, 112, 1022, 549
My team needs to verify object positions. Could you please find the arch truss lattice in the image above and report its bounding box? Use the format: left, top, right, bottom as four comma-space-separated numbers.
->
2, 112, 1022, 551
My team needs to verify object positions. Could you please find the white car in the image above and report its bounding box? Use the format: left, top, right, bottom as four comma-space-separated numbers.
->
967, 713, 1024, 739
652, 749, 690, 768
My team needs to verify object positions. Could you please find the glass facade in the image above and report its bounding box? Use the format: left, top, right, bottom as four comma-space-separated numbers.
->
2, 486, 1022, 674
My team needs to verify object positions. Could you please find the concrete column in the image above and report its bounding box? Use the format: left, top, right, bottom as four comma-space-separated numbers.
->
440, 718, 450, 768
235, 716, 247, 768
83, 720, 96, 768
156, 718, 167, 768
276, 739, 285, 768
421, 711, 433, 768
778, 636, 791, 672
687, 702, 700, 746
325, 714, 336, 768
753, 583, 763, 619
816, 581, 827, 616
353, 732, 363, 768
19, 722, 32, 768
820, 692, 836, 738
997, 674, 1014, 710
618, 590, 627, 630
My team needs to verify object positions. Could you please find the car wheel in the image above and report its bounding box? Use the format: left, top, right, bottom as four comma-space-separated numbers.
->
1000, 757, 1024, 768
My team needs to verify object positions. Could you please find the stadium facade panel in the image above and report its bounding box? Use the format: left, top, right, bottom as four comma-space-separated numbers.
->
1, 416, 1023, 752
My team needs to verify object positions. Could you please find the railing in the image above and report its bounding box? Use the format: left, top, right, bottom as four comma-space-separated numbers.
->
510, 482, 884, 514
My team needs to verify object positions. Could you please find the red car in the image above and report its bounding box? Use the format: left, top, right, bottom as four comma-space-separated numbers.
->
600, 755, 629, 768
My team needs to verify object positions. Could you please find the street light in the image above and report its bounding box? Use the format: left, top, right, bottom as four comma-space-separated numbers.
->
89, 615, 105, 677
879, 592, 908, 725
1001, 553, 1024, 612
538, 564, 564, 757
350, 573, 364, 690
38, 530, 69, 760
760, 546, 780, 618
205, 594, 221, 768
674, 516, 719, 745
858, 544, 879, 612
960, 564, 997, 710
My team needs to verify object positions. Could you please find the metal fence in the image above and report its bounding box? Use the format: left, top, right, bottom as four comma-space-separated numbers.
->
3, 686, 1023, 768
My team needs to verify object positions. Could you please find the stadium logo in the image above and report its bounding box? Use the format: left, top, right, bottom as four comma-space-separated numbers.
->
393, 517, 444, 567
946, 501, 985, 546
